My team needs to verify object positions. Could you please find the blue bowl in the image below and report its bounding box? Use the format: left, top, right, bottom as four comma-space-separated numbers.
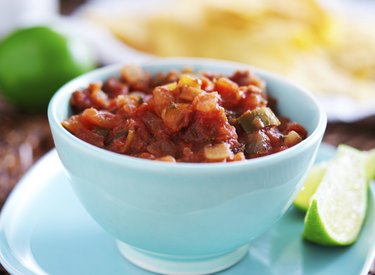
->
48, 58, 326, 274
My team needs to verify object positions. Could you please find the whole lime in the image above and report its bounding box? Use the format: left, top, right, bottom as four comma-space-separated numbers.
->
0, 26, 96, 111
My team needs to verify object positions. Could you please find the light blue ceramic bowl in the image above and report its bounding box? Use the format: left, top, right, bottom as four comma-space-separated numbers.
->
48, 58, 326, 275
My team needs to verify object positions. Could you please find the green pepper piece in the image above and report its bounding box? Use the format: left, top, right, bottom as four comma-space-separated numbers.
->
239, 107, 280, 133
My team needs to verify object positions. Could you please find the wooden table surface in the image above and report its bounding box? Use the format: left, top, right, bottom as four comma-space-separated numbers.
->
0, 1, 374, 273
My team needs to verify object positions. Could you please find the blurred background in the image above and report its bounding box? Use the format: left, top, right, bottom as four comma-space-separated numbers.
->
0, 0, 375, 273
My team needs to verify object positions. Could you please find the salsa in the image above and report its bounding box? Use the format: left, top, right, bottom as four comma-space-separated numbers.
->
62, 66, 307, 162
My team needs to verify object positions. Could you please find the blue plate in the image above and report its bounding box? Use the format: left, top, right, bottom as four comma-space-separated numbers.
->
0, 144, 374, 275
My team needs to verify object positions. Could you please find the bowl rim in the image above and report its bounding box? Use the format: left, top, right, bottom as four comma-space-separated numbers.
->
48, 57, 327, 171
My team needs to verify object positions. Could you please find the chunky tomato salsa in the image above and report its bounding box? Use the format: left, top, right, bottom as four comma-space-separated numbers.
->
62, 66, 307, 162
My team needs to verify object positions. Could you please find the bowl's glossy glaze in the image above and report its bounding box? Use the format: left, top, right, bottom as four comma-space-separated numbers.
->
48, 58, 326, 273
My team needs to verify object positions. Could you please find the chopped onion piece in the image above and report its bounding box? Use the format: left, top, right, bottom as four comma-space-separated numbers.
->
125, 130, 135, 150
163, 82, 177, 91
156, 155, 176, 162
204, 143, 233, 160
161, 103, 192, 132
121, 65, 144, 84
233, 152, 245, 161
178, 74, 202, 88
180, 87, 205, 101
152, 86, 174, 115
194, 92, 220, 113
284, 130, 302, 147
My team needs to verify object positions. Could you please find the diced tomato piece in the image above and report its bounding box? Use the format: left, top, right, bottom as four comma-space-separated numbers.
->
200, 76, 215, 92
147, 139, 177, 157
102, 77, 129, 98
214, 77, 241, 108
70, 82, 109, 113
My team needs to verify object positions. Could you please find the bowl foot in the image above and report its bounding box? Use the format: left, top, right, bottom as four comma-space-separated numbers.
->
116, 241, 248, 275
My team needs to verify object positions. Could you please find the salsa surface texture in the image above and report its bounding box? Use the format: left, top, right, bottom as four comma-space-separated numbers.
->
62, 66, 307, 162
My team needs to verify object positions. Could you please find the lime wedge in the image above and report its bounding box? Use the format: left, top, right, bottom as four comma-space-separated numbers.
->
293, 162, 327, 212
303, 145, 368, 246
366, 149, 375, 183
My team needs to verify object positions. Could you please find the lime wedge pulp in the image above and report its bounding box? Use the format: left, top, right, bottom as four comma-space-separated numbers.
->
303, 145, 368, 246
294, 147, 375, 214
293, 162, 327, 212
366, 149, 375, 183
